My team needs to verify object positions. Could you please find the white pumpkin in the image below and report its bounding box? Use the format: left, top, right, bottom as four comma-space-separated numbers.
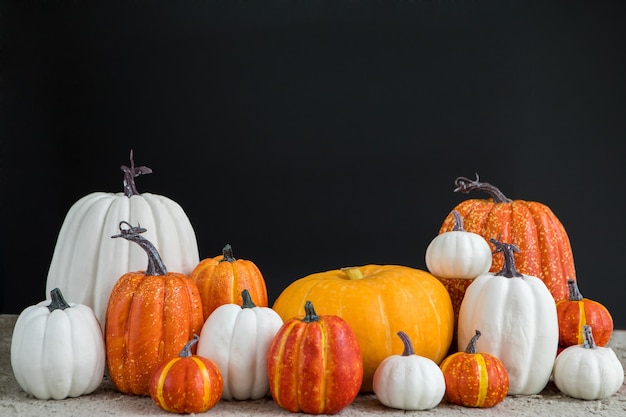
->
457, 239, 559, 395
373, 331, 446, 411
196, 289, 283, 401
553, 325, 624, 400
45, 151, 199, 331
425, 210, 492, 279
11, 288, 106, 400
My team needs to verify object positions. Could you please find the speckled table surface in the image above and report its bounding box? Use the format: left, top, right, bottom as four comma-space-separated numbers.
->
1, 314, 625, 417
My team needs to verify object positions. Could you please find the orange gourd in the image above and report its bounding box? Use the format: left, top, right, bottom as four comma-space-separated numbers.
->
272, 265, 453, 392
190, 244, 268, 320
149, 335, 223, 413
556, 279, 613, 349
440, 330, 509, 408
266, 301, 363, 415
105, 221, 204, 396
439, 174, 576, 302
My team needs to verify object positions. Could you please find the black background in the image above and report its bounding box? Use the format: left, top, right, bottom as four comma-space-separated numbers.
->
2, 1, 625, 328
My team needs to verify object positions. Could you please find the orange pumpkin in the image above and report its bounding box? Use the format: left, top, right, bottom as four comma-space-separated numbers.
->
191, 244, 268, 320
272, 265, 453, 392
556, 279, 613, 349
439, 174, 576, 302
266, 301, 363, 415
105, 221, 204, 396
440, 330, 509, 408
149, 335, 223, 413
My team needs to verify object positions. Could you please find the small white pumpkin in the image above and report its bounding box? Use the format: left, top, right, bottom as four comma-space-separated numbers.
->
457, 239, 559, 395
11, 288, 106, 400
553, 325, 624, 400
45, 150, 199, 331
373, 331, 446, 411
425, 210, 492, 279
196, 289, 283, 400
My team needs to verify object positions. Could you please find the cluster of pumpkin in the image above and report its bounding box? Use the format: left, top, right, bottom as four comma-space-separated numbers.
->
9, 153, 625, 414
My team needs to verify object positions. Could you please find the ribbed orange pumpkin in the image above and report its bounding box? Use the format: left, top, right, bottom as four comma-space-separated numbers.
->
105, 221, 205, 396
440, 330, 509, 408
272, 265, 453, 392
267, 301, 363, 415
149, 335, 223, 413
190, 244, 268, 320
556, 279, 613, 349
439, 175, 576, 302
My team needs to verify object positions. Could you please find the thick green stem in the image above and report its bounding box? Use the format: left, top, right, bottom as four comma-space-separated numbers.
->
302, 301, 320, 323
582, 325, 597, 349
567, 279, 583, 301
465, 330, 481, 354
179, 334, 200, 358
48, 288, 71, 312
120, 149, 153, 197
220, 244, 236, 263
397, 331, 415, 356
454, 174, 511, 203
111, 221, 167, 276
241, 289, 256, 309
491, 238, 523, 278
451, 210, 465, 231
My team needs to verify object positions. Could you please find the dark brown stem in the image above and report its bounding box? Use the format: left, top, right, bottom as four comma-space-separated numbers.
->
48, 288, 71, 312
465, 330, 481, 354
241, 289, 256, 309
220, 244, 236, 263
302, 301, 320, 323
397, 331, 415, 356
490, 238, 523, 278
179, 334, 200, 358
567, 279, 583, 301
582, 325, 597, 349
120, 149, 153, 197
454, 174, 511, 203
452, 210, 465, 231
111, 221, 167, 276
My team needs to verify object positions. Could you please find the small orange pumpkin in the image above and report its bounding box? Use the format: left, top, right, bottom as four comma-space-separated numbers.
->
190, 244, 268, 320
105, 221, 204, 396
149, 335, 223, 414
266, 300, 363, 415
440, 330, 509, 408
556, 279, 613, 349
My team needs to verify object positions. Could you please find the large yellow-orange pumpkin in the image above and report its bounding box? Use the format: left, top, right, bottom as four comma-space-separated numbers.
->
272, 265, 454, 392
105, 221, 204, 396
439, 175, 576, 302
266, 301, 363, 415
190, 244, 268, 320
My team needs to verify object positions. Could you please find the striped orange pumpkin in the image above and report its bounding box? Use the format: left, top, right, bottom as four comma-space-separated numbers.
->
556, 279, 613, 349
440, 330, 509, 408
149, 335, 223, 413
266, 301, 363, 415
439, 175, 576, 302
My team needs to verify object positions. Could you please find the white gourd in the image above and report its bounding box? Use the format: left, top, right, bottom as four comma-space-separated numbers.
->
45, 151, 199, 331
553, 325, 624, 400
11, 288, 106, 400
373, 331, 446, 411
196, 289, 284, 401
457, 239, 559, 395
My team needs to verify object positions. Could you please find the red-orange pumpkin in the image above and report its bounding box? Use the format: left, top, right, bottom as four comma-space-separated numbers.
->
556, 279, 613, 349
149, 335, 223, 414
266, 301, 363, 415
439, 330, 509, 408
190, 244, 268, 320
439, 174, 576, 302
105, 221, 205, 396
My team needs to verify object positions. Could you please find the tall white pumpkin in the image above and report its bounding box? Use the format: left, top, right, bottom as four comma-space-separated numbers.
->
457, 239, 559, 395
45, 151, 199, 331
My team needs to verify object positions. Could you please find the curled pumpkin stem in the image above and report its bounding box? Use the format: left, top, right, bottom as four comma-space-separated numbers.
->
397, 331, 416, 356
112, 221, 168, 276
465, 330, 481, 354
179, 334, 200, 358
490, 238, 522, 278
454, 174, 511, 203
451, 210, 465, 231
121, 149, 153, 197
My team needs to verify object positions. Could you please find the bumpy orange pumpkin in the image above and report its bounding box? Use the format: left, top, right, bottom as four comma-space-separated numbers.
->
191, 244, 268, 320
439, 174, 576, 302
272, 265, 453, 392
105, 221, 204, 396
556, 279, 613, 349
440, 330, 509, 408
149, 335, 223, 413
267, 301, 363, 415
